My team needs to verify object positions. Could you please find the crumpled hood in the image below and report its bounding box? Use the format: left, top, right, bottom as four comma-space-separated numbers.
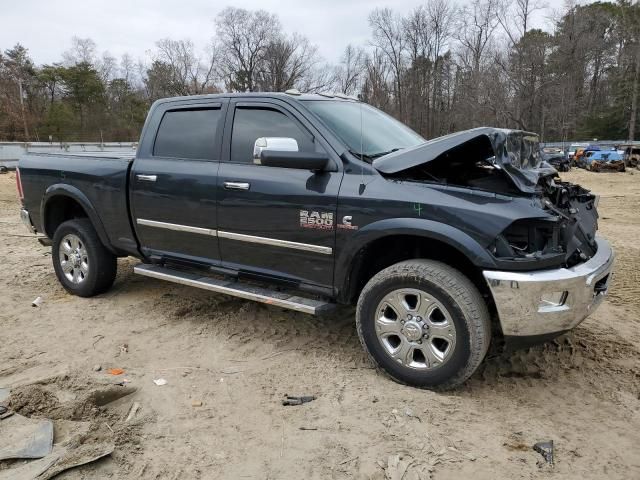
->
372, 127, 556, 194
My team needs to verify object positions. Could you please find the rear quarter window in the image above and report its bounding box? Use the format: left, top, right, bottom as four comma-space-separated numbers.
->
154, 108, 221, 160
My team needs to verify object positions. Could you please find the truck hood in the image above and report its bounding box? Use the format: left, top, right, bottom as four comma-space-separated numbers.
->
373, 127, 555, 194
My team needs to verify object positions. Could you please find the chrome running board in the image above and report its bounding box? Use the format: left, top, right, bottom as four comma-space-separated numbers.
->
133, 264, 335, 315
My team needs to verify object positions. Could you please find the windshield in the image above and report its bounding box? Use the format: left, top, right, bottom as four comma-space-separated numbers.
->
302, 100, 424, 160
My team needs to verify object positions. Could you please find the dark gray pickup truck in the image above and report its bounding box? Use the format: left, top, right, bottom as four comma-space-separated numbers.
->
17, 92, 615, 389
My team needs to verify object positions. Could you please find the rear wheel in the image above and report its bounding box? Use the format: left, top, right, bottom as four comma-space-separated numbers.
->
52, 219, 117, 297
356, 260, 491, 389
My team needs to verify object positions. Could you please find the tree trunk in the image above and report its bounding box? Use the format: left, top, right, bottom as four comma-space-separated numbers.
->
629, 43, 640, 142
18, 80, 30, 141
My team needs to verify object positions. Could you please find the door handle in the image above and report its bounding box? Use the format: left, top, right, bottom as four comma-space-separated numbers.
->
224, 181, 250, 191
137, 174, 157, 182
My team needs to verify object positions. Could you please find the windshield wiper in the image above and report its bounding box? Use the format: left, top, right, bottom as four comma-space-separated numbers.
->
348, 149, 374, 162
368, 148, 403, 159
349, 147, 403, 162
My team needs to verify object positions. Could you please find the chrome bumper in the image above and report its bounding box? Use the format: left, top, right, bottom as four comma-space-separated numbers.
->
20, 208, 36, 234
483, 237, 614, 337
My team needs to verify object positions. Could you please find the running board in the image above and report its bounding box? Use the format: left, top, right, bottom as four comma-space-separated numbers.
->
133, 264, 335, 315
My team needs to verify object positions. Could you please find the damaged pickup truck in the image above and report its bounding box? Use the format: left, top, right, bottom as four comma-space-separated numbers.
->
17, 93, 614, 389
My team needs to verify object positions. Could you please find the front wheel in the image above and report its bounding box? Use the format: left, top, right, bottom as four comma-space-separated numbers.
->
356, 260, 491, 389
52, 219, 117, 297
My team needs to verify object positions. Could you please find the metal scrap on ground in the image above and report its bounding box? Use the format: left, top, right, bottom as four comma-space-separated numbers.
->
533, 440, 554, 465
282, 395, 316, 406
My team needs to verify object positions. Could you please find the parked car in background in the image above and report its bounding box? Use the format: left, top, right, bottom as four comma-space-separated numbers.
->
618, 144, 640, 168
567, 143, 589, 163
587, 151, 626, 172
576, 145, 602, 168
542, 149, 570, 172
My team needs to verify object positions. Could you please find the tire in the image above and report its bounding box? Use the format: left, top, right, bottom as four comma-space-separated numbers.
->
52, 219, 117, 297
356, 260, 491, 390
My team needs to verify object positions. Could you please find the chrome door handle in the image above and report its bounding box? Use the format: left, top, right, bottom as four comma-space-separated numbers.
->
224, 181, 250, 191
137, 174, 157, 182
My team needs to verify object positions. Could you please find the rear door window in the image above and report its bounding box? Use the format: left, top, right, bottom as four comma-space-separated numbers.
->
154, 108, 221, 160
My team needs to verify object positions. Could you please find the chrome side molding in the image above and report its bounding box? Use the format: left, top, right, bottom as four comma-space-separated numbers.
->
135, 218, 333, 255
218, 230, 333, 255
136, 218, 216, 236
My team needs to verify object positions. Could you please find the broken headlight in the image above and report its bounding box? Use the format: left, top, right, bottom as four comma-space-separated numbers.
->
492, 218, 564, 260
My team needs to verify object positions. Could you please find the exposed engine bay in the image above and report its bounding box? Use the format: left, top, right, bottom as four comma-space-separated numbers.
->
373, 127, 599, 269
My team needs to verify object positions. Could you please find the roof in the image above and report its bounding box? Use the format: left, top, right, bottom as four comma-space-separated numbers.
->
153, 92, 358, 107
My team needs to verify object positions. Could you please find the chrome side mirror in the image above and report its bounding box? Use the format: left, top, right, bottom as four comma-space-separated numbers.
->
253, 137, 299, 164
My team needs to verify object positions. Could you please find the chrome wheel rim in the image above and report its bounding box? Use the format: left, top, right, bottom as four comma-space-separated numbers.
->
59, 234, 89, 284
375, 288, 456, 370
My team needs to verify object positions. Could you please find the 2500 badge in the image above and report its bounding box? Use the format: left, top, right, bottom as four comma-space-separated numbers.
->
299, 210, 334, 230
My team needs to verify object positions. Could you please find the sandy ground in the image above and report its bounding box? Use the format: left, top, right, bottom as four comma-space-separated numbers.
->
0, 168, 639, 479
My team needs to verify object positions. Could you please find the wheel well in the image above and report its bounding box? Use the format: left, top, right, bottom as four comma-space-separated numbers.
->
345, 235, 491, 307
44, 196, 89, 238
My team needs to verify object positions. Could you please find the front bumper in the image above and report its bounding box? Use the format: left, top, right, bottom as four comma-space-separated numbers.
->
483, 237, 614, 337
20, 208, 36, 234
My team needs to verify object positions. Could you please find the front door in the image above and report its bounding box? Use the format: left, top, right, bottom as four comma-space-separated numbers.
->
217, 99, 343, 288
130, 100, 226, 265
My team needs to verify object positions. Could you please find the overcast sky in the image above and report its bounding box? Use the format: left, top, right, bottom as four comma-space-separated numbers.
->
2, 0, 574, 66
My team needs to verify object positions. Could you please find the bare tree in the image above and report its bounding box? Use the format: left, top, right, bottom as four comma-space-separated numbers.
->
120, 53, 136, 85
334, 44, 366, 95
153, 38, 218, 95
216, 7, 280, 92
257, 33, 319, 91
369, 8, 406, 119
62, 37, 97, 66
97, 51, 117, 82
361, 49, 392, 110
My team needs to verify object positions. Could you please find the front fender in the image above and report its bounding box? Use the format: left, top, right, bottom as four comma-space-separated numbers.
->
41, 184, 114, 253
334, 217, 497, 300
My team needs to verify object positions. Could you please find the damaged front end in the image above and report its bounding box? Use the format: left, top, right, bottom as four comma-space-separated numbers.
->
373, 127, 600, 270
494, 177, 599, 269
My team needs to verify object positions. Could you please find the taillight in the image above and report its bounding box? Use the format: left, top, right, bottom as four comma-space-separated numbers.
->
16, 167, 24, 201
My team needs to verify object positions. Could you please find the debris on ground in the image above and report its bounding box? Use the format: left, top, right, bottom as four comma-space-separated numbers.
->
533, 440, 554, 466
221, 366, 243, 375
125, 402, 140, 422
153, 378, 168, 386
31, 296, 44, 307
0, 422, 115, 480
0, 413, 53, 460
107, 368, 125, 375
191, 400, 203, 407
282, 395, 316, 406
92, 365, 102, 372
119, 343, 129, 354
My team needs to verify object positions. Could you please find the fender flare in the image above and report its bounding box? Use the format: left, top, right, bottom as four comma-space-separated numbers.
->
41, 184, 115, 253
335, 217, 497, 301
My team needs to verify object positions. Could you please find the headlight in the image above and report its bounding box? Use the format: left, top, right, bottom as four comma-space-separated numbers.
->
491, 218, 563, 259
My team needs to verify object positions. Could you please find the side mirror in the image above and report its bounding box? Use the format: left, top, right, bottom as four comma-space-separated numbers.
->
253, 137, 299, 163
253, 137, 329, 171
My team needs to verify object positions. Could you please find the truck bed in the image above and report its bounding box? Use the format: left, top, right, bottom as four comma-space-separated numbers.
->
19, 152, 138, 256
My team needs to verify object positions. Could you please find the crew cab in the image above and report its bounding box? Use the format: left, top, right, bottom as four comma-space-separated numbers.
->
17, 92, 615, 389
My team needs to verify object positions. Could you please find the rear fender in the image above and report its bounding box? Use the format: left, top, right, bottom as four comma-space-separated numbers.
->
41, 184, 115, 253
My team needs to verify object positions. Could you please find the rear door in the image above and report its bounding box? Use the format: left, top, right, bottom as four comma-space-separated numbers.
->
130, 99, 227, 264
216, 99, 343, 289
